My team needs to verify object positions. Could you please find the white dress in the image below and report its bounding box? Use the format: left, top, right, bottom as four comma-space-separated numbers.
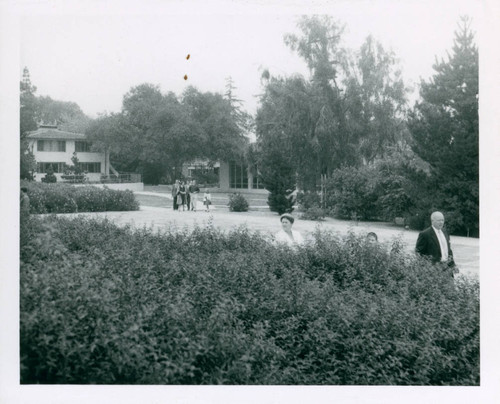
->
275, 229, 304, 247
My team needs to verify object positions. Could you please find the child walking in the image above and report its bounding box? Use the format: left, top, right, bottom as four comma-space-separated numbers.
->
203, 190, 212, 212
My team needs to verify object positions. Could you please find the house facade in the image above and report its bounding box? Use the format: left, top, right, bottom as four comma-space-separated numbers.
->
183, 159, 266, 193
26, 124, 109, 182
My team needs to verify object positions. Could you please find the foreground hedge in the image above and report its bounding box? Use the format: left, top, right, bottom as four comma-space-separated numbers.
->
21, 182, 139, 213
20, 216, 479, 385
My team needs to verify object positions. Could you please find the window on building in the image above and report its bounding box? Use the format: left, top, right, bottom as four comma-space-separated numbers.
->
189, 164, 219, 184
252, 166, 265, 189
75, 141, 92, 152
229, 161, 248, 189
36, 162, 65, 173
77, 162, 101, 173
37, 140, 66, 152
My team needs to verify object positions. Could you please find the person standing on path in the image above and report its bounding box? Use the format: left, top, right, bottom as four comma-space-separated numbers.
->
203, 189, 212, 212
415, 211, 458, 277
185, 181, 191, 211
171, 180, 179, 211
189, 180, 200, 211
178, 181, 187, 211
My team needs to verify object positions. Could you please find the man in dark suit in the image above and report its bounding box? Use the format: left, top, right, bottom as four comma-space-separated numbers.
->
415, 211, 458, 276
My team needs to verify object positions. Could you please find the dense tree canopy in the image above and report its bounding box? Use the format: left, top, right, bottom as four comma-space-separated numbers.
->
36, 96, 92, 133
20, 67, 94, 178
408, 16, 478, 236
85, 113, 133, 174
182, 86, 248, 163
256, 75, 318, 188
87, 83, 249, 184
224, 76, 254, 135
21, 68, 92, 134
256, 16, 408, 191
345, 35, 408, 163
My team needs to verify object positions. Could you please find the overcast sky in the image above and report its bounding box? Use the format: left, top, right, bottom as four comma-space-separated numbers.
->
18, 0, 481, 118
2, 1, 500, 403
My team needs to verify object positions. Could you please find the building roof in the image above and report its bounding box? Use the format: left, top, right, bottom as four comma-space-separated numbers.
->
26, 128, 87, 140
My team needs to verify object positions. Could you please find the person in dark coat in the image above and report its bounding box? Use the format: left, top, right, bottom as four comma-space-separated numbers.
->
20, 187, 30, 217
171, 180, 180, 210
415, 211, 458, 276
185, 180, 191, 211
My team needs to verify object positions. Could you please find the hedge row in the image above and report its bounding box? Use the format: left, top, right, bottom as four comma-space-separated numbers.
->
21, 182, 139, 213
20, 216, 479, 385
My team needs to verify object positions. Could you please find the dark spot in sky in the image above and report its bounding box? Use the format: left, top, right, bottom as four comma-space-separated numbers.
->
186, 54, 190, 60
184, 75, 188, 80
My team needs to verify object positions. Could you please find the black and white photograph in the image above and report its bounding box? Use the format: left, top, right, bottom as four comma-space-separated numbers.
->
1, 0, 499, 403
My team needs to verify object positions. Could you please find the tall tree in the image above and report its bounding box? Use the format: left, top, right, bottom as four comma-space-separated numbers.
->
20, 67, 37, 179
284, 15, 357, 175
224, 76, 254, 134
88, 84, 211, 184
344, 35, 408, 163
256, 75, 318, 190
88, 83, 250, 184
182, 86, 247, 163
85, 112, 134, 175
145, 94, 205, 182
20, 67, 38, 135
257, 129, 296, 215
256, 16, 408, 191
122, 83, 166, 131
119, 84, 174, 183
409, 16, 478, 236
36, 96, 92, 133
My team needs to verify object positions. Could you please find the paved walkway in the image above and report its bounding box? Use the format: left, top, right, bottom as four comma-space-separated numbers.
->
135, 191, 270, 209
61, 202, 479, 280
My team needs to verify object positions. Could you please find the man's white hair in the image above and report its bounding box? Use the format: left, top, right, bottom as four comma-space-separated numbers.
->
431, 211, 444, 220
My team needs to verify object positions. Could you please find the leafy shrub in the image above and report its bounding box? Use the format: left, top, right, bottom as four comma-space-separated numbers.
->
300, 206, 325, 221
228, 193, 249, 212
297, 191, 325, 221
325, 166, 378, 220
322, 154, 437, 226
23, 183, 139, 213
20, 216, 479, 385
73, 186, 108, 212
103, 188, 139, 211
43, 186, 78, 213
296, 191, 321, 211
259, 146, 296, 215
406, 210, 430, 231
24, 185, 48, 214
376, 173, 414, 220
41, 165, 57, 183
440, 209, 469, 237
267, 192, 294, 215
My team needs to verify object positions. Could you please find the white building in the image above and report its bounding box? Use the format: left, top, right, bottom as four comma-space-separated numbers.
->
26, 124, 109, 182
182, 158, 266, 192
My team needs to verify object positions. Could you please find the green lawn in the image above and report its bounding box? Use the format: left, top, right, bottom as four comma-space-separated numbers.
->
136, 194, 171, 208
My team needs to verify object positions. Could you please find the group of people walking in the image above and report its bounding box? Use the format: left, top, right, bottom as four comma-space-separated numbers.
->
171, 179, 212, 212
